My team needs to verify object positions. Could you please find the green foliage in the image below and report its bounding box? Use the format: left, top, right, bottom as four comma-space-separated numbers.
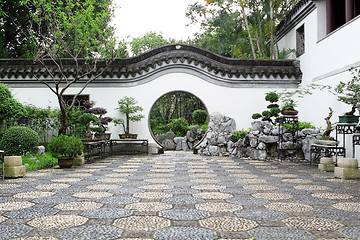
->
0, 126, 39, 156
192, 109, 208, 125
334, 68, 360, 115
0, 83, 24, 126
231, 129, 249, 142
283, 121, 315, 132
48, 134, 83, 158
115, 96, 144, 134
130, 31, 176, 56
22, 152, 58, 171
252, 91, 280, 124
168, 118, 189, 137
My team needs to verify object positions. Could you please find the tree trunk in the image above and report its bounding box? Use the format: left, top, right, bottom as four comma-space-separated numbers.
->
126, 112, 130, 134
239, 0, 256, 59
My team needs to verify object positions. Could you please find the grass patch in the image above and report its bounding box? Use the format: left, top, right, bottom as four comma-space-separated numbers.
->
22, 152, 58, 171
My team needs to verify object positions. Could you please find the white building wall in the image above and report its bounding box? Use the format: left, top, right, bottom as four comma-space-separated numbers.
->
10, 72, 273, 147
278, 5, 360, 160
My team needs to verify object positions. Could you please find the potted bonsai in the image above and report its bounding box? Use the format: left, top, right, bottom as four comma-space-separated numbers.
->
252, 91, 281, 124
48, 134, 83, 168
334, 68, 360, 123
114, 96, 144, 139
316, 107, 338, 146
83, 100, 113, 140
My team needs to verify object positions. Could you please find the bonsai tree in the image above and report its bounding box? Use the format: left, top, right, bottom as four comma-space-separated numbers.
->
114, 96, 145, 135
83, 100, 113, 135
48, 135, 83, 158
319, 107, 336, 141
334, 68, 360, 116
252, 91, 280, 124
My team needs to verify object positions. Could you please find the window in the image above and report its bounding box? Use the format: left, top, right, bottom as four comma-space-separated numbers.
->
62, 95, 89, 109
327, 0, 360, 34
296, 25, 305, 56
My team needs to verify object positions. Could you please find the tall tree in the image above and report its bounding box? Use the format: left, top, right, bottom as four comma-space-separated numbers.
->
129, 32, 176, 56
0, 0, 38, 58
21, 0, 118, 135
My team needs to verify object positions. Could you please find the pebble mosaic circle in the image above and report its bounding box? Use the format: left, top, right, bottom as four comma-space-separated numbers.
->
333, 202, 360, 212
133, 192, 173, 199
96, 196, 140, 205
3, 207, 58, 219
191, 184, 225, 190
235, 179, 267, 184
125, 202, 172, 212
292, 196, 334, 205
58, 225, 123, 240
96, 178, 128, 183
108, 188, 145, 194
195, 202, 243, 212
340, 227, 360, 239
14, 191, 54, 199
0, 224, 33, 239
312, 192, 353, 200
34, 183, 70, 190
162, 196, 205, 205
0, 201, 35, 211
271, 174, 299, 178
235, 209, 288, 221
0, 216, 6, 223
312, 209, 360, 220
54, 202, 103, 211
32, 196, 76, 205
295, 185, 330, 191
153, 226, 217, 240
139, 184, 173, 190
227, 197, 270, 206
282, 179, 313, 184
72, 192, 113, 199
51, 178, 82, 183
192, 192, 233, 200
265, 202, 313, 212
80, 208, 133, 219
0, 183, 20, 189
86, 184, 120, 190
248, 227, 314, 240
252, 193, 293, 200
113, 216, 170, 231
243, 185, 278, 191
199, 216, 258, 232
283, 217, 343, 231
158, 209, 210, 221
144, 179, 172, 184
164, 188, 201, 195
27, 215, 88, 229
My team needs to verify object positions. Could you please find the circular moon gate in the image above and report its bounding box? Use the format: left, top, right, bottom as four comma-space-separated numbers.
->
149, 90, 208, 148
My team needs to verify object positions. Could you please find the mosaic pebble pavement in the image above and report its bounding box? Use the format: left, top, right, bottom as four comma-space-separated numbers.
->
1, 152, 360, 239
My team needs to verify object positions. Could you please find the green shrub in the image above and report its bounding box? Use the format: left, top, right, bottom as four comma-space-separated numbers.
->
283, 121, 316, 132
231, 129, 250, 142
265, 91, 280, 103
48, 135, 83, 158
252, 113, 262, 119
0, 126, 39, 156
167, 117, 189, 137
192, 109, 208, 125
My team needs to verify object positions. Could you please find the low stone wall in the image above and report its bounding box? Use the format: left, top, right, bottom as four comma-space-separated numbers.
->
197, 113, 323, 161
157, 125, 205, 151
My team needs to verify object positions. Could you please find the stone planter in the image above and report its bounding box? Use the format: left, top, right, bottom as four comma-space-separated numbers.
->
119, 134, 137, 139
94, 133, 111, 140
4, 156, 26, 178
315, 139, 339, 146
338, 115, 359, 123
318, 157, 334, 172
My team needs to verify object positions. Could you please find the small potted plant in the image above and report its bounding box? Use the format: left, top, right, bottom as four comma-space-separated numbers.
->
280, 99, 298, 116
48, 135, 83, 168
114, 96, 144, 139
334, 68, 360, 123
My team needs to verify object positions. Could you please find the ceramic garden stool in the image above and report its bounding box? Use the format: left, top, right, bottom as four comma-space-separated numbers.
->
318, 157, 335, 172
4, 156, 26, 178
334, 157, 360, 180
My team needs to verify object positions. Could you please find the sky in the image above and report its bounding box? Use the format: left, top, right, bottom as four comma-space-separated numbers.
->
111, 0, 201, 41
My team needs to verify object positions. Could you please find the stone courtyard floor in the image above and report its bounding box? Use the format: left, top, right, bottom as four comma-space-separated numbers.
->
1, 152, 360, 240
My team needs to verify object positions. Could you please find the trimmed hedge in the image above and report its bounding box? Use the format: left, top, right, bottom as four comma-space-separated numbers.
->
0, 126, 39, 156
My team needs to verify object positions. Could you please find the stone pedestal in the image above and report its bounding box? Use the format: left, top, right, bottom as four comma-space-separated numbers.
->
73, 155, 85, 166
318, 157, 334, 172
4, 156, 26, 178
334, 158, 360, 180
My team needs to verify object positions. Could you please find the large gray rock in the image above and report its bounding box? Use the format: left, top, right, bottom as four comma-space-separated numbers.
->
302, 135, 317, 161
32, 146, 45, 155
162, 139, 176, 150
174, 137, 184, 151
258, 135, 279, 143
